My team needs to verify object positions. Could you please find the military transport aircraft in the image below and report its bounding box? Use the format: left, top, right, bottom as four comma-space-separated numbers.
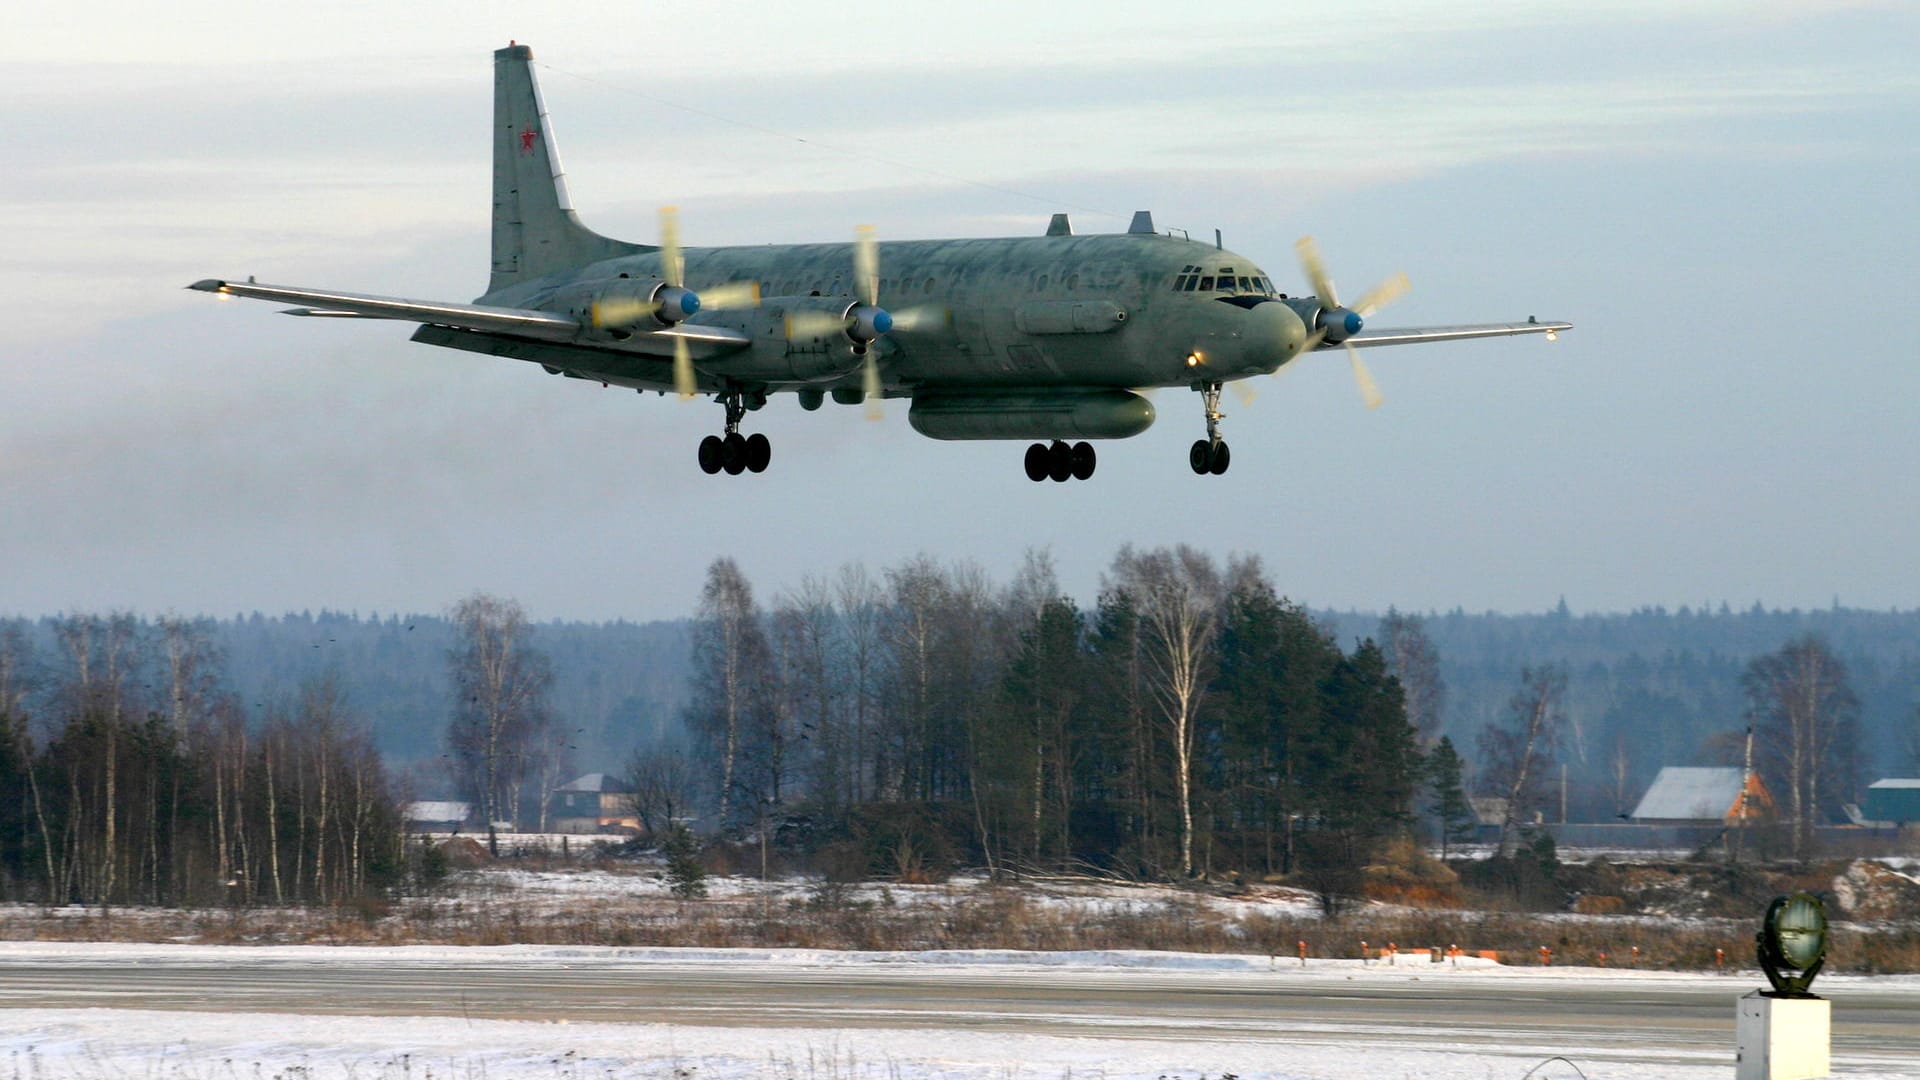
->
191, 43, 1570, 482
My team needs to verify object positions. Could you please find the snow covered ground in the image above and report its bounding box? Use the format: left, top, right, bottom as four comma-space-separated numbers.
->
3, 943, 1917, 1080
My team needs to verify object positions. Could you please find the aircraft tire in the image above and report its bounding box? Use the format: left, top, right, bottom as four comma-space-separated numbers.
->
745, 433, 772, 473
1023, 443, 1050, 482
698, 435, 726, 475
722, 432, 749, 476
1189, 440, 1212, 475
1046, 440, 1073, 482
1209, 441, 1231, 475
1070, 441, 1096, 480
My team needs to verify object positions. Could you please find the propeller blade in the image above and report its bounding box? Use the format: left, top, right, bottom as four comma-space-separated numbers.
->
1346, 343, 1384, 409
784, 311, 849, 340
590, 296, 660, 329
697, 280, 762, 310
659, 206, 684, 287
854, 225, 880, 309
862, 351, 883, 420
1351, 271, 1410, 318
1295, 236, 1339, 308
672, 334, 696, 399
888, 305, 951, 333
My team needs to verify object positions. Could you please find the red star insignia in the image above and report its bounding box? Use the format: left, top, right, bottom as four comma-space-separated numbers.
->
519, 127, 538, 153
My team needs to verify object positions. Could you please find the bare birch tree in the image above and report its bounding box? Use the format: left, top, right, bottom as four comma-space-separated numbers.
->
1744, 635, 1858, 860
1379, 609, 1445, 747
1478, 665, 1566, 856
685, 559, 770, 830
1107, 545, 1220, 878
446, 594, 554, 855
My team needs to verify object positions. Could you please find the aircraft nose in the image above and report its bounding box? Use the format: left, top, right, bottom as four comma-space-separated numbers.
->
1249, 300, 1308, 374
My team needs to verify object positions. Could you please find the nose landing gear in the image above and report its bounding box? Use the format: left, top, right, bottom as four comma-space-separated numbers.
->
1024, 440, 1097, 482
1189, 381, 1230, 475
698, 390, 772, 475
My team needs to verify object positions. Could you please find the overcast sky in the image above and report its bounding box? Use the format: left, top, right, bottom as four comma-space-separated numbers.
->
3, 1, 1916, 622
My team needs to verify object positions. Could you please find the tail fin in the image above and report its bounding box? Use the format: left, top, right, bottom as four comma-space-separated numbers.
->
489, 44, 643, 294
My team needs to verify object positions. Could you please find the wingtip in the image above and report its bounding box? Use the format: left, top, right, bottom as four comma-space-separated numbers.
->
187, 279, 226, 292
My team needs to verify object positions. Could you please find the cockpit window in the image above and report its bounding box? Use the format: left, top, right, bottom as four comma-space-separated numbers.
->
1197, 276, 1214, 291
1181, 276, 1198, 291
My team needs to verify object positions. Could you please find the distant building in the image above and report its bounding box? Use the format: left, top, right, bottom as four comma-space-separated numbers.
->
1467, 795, 1511, 843
1631, 766, 1773, 826
405, 801, 472, 831
550, 773, 640, 834
1862, 779, 1920, 824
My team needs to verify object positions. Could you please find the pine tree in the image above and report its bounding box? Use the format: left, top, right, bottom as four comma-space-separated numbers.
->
662, 824, 707, 898
1424, 736, 1474, 859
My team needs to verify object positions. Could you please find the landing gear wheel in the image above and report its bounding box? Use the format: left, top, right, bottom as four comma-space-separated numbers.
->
1189, 440, 1212, 475
1070, 441, 1096, 480
744, 432, 772, 473
698, 435, 726, 475
1046, 440, 1073, 482
1024, 443, 1049, 482
722, 431, 748, 475
1208, 440, 1231, 475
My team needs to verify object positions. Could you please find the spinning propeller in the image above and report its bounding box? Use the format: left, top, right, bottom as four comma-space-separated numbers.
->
589, 207, 761, 398
1293, 236, 1409, 409
783, 225, 902, 419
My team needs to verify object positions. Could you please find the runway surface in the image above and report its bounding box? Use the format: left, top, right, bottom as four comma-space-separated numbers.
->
0, 946, 1915, 1076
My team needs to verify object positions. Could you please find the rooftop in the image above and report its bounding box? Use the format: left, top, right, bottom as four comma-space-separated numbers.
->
1631, 766, 1751, 821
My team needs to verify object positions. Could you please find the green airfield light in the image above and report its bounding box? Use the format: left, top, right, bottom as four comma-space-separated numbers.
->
1755, 892, 1829, 998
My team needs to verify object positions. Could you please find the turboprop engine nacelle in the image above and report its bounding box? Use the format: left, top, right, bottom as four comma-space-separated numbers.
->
779, 295, 892, 353
583, 277, 700, 332
1280, 298, 1362, 344
1316, 306, 1362, 343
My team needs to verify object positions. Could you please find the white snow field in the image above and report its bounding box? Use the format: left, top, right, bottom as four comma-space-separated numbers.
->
1, 943, 1916, 1080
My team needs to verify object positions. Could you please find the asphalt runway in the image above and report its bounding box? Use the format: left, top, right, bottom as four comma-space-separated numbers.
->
0, 951, 1914, 1072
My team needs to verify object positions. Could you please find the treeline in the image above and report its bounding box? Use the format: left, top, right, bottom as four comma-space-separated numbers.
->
653, 549, 1426, 881
7, 601, 1911, 814
0, 617, 405, 906
1317, 604, 1920, 819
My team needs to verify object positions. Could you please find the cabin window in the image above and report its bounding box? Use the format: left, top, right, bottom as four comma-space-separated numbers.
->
1036, 274, 1049, 291
924, 277, 936, 293
1198, 276, 1214, 290
1067, 273, 1079, 290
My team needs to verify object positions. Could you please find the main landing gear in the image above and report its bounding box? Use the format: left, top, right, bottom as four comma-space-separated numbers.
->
1189, 381, 1230, 476
698, 391, 772, 475
1024, 440, 1096, 482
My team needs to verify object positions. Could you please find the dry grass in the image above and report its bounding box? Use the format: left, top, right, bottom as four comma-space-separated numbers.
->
3, 879, 1914, 974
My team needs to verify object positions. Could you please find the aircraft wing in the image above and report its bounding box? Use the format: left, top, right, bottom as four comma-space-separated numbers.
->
1328, 319, 1572, 350
185, 279, 751, 349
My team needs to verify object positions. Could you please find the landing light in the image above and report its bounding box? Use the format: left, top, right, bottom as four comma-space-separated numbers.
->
1185, 352, 1202, 367
1545, 330, 1558, 342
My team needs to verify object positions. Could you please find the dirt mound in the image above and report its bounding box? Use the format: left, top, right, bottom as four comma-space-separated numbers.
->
1829, 860, 1920, 922
438, 837, 493, 869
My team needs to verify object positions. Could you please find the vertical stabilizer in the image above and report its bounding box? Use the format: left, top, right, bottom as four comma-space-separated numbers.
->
489, 44, 643, 295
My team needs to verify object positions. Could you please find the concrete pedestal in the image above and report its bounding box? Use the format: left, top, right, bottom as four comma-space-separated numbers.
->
1736, 991, 1830, 1080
